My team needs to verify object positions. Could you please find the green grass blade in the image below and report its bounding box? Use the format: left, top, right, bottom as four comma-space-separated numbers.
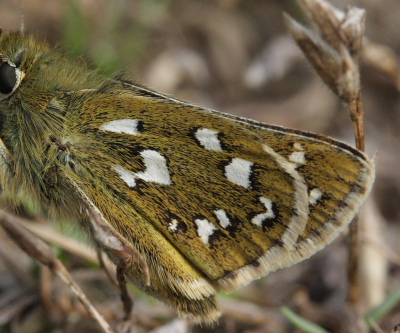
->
281, 306, 331, 333
365, 284, 400, 327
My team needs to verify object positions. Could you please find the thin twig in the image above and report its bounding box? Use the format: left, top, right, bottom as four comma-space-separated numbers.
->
347, 59, 366, 312
285, 0, 368, 314
19, 0, 25, 33
97, 248, 119, 287
348, 215, 361, 305
349, 93, 366, 152
0, 210, 116, 333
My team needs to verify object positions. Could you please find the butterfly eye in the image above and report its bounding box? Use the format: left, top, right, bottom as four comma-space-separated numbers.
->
0, 61, 18, 95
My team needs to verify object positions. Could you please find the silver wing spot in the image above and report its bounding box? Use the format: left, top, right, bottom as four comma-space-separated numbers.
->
112, 149, 172, 188
224, 158, 254, 189
195, 128, 223, 151
101, 119, 140, 135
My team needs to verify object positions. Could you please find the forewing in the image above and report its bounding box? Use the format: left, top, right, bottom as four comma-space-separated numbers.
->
65, 81, 373, 295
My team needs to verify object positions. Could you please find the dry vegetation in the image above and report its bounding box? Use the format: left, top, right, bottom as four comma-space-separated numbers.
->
0, 0, 399, 332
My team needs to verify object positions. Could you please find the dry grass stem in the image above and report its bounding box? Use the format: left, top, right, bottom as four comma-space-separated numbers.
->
363, 39, 400, 90
0, 210, 116, 333
369, 319, 385, 333
97, 248, 119, 287
22, 219, 100, 263
361, 235, 400, 268
40, 266, 55, 311
285, 0, 370, 321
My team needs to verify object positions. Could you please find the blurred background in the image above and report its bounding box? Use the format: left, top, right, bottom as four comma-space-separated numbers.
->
0, 0, 399, 332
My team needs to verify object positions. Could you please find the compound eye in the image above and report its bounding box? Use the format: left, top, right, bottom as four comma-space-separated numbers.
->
0, 61, 17, 95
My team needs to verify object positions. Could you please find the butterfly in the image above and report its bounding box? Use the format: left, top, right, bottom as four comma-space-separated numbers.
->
0, 31, 374, 323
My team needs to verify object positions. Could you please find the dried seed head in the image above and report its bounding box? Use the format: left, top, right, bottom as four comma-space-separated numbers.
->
284, 0, 366, 102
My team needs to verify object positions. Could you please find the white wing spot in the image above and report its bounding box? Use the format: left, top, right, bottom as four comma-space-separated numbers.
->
251, 196, 275, 227
293, 143, 303, 150
195, 128, 223, 151
112, 165, 138, 187
289, 151, 306, 165
168, 219, 179, 231
309, 188, 323, 205
101, 119, 139, 135
135, 150, 172, 185
215, 209, 231, 228
112, 149, 171, 187
195, 218, 217, 244
225, 158, 254, 188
